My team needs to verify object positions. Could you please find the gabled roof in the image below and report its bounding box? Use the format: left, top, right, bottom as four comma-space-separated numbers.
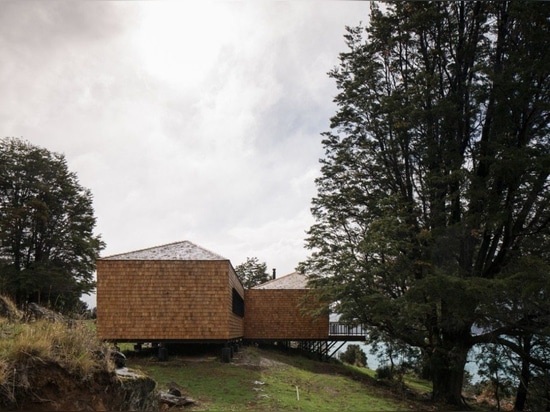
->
100, 240, 227, 261
252, 271, 309, 290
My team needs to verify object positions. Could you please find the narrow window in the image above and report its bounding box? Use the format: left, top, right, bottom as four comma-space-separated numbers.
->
232, 288, 244, 317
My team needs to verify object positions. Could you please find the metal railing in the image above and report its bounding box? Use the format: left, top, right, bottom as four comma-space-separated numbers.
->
328, 322, 365, 336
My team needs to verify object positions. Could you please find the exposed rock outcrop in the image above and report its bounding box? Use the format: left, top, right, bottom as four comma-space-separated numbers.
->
2, 361, 157, 411
117, 369, 158, 411
0, 297, 158, 411
25, 302, 66, 323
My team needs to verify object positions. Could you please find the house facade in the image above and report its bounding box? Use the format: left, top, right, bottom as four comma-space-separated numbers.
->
97, 241, 244, 342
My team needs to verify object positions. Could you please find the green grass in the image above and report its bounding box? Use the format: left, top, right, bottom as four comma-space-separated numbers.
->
128, 346, 431, 411
129, 354, 260, 410
258, 362, 394, 411
117, 342, 136, 352
403, 373, 433, 393
342, 363, 377, 379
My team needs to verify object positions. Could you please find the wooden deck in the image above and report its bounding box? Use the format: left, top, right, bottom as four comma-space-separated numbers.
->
328, 322, 366, 341
244, 322, 366, 361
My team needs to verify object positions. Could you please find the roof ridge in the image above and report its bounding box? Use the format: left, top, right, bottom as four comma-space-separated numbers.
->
252, 271, 308, 289
100, 240, 188, 259
186, 240, 228, 260
100, 240, 227, 261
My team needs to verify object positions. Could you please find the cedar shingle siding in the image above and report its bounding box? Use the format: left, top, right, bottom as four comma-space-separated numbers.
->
243, 289, 328, 340
97, 242, 244, 342
96, 241, 328, 342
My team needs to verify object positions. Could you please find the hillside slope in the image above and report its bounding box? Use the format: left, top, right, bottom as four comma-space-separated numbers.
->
128, 345, 437, 411
0, 297, 156, 411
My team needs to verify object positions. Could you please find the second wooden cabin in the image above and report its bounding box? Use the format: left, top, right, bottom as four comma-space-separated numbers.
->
244, 272, 328, 340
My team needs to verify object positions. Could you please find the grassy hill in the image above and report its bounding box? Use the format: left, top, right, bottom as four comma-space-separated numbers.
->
126, 345, 436, 411
0, 295, 498, 411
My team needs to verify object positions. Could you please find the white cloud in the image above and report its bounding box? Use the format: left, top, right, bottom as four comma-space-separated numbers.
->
1, 1, 370, 307
222, 207, 316, 275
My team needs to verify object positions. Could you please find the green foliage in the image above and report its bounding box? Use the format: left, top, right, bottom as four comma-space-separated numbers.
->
304, 1, 550, 406
476, 344, 515, 411
375, 365, 394, 381
0, 138, 104, 312
234, 257, 270, 289
474, 336, 550, 411
339, 344, 367, 367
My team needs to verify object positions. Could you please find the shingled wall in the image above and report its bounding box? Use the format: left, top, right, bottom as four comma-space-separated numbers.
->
97, 260, 244, 341
243, 289, 329, 340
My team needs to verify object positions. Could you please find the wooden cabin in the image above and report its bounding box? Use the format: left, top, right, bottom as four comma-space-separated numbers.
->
96, 241, 244, 343
244, 272, 329, 340
97, 240, 361, 357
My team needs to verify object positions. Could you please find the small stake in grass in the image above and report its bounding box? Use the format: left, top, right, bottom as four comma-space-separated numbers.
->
295, 385, 299, 401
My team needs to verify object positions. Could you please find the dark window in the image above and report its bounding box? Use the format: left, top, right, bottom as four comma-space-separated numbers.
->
232, 288, 244, 317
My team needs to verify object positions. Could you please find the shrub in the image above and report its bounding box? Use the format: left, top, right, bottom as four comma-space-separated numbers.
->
375, 365, 394, 380
339, 344, 367, 367
3, 323, 52, 363
49, 321, 107, 377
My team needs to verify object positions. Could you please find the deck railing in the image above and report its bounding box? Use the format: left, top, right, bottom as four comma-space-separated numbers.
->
328, 322, 365, 337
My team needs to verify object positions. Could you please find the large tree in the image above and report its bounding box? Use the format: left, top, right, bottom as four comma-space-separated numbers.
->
0, 138, 104, 312
234, 257, 270, 289
303, 1, 550, 406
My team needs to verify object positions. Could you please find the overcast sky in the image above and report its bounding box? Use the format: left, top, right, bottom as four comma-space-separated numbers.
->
1, 1, 371, 304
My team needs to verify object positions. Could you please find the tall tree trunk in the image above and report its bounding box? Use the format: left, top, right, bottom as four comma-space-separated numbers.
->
514, 335, 532, 411
430, 344, 470, 406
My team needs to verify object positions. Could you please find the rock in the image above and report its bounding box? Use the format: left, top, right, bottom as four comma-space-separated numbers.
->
159, 391, 196, 407
117, 370, 158, 410
111, 350, 126, 368
25, 302, 65, 323
116, 367, 139, 378
167, 381, 185, 392
168, 387, 182, 397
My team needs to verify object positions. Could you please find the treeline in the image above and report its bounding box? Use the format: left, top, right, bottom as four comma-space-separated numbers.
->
0, 138, 104, 313
303, 2, 550, 410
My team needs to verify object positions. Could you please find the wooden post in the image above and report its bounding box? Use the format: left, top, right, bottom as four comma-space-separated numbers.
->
221, 346, 231, 363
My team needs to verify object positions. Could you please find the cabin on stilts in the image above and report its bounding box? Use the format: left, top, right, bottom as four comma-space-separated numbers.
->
96, 240, 364, 361
97, 241, 244, 344
244, 271, 365, 360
